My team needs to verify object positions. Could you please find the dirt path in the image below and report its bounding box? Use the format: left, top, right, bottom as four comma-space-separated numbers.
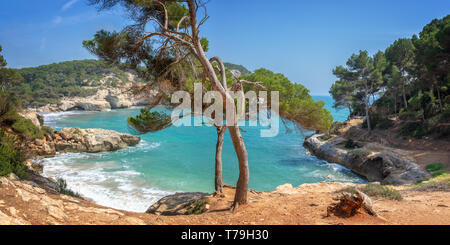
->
1, 178, 449, 225
341, 118, 450, 170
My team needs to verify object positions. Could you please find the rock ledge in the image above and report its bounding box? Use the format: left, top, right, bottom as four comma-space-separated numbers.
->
303, 134, 429, 185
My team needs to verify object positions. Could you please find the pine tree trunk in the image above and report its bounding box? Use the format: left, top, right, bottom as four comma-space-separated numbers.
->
402, 81, 408, 109
228, 125, 249, 210
347, 105, 352, 120
394, 94, 397, 117
365, 95, 371, 132
214, 126, 226, 195
437, 86, 443, 112
187, 0, 250, 209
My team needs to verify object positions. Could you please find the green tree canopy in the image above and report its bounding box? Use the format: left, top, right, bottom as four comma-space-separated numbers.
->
0, 45, 6, 67
330, 15, 450, 137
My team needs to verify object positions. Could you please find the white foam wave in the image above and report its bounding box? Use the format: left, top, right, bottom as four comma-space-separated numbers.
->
40, 111, 95, 127
40, 146, 172, 212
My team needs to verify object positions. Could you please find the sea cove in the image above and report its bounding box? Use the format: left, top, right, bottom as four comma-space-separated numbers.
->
39, 96, 363, 212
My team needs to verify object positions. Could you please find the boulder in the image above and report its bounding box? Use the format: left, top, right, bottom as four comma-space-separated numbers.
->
55, 128, 140, 153
59, 128, 77, 141
146, 192, 209, 215
18, 110, 44, 128
25, 160, 44, 174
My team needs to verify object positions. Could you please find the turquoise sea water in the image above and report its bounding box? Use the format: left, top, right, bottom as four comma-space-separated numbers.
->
40, 96, 363, 212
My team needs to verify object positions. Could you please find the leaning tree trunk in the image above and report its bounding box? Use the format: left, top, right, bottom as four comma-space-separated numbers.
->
228, 125, 249, 210
187, 0, 250, 209
214, 126, 226, 195
402, 81, 408, 109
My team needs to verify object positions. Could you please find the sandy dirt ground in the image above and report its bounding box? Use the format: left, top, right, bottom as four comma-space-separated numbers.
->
1, 177, 449, 225
340, 118, 450, 170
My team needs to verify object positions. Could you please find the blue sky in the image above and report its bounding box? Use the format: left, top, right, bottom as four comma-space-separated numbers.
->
0, 0, 449, 95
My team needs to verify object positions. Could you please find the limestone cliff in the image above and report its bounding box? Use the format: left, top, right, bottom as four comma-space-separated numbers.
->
33, 73, 158, 112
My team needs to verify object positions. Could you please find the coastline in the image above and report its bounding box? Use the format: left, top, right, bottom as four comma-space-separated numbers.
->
1, 110, 449, 225
23, 108, 439, 214
303, 134, 429, 185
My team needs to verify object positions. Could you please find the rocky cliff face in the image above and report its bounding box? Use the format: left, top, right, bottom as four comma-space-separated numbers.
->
30, 127, 141, 156
18, 110, 44, 129
303, 134, 429, 185
34, 82, 158, 113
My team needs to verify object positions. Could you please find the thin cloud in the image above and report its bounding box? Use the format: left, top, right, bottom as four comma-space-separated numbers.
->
62, 0, 79, 11
40, 38, 47, 51
53, 16, 63, 24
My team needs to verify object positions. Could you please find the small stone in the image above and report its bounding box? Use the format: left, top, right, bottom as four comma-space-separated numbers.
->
8, 207, 18, 217
47, 206, 67, 220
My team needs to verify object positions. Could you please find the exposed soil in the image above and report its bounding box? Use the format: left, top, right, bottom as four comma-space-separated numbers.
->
1, 178, 449, 225
340, 118, 450, 170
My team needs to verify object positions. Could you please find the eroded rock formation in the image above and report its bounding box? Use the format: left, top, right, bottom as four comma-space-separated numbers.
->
29, 127, 141, 156
303, 134, 429, 185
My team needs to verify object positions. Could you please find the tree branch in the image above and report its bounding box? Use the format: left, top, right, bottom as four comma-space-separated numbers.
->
209, 56, 227, 90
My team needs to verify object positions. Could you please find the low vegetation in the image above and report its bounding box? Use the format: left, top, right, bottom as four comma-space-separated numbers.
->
344, 139, 358, 149
0, 129, 28, 179
56, 178, 82, 199
338, 184, 403, 201
0, 90, 50, 179
412, 173, 450, 192
426, 162, 445, 172
7, 59, 133, 107
423, 162, 449, 179
186, 198, 207, 215
350, 149, 369, 159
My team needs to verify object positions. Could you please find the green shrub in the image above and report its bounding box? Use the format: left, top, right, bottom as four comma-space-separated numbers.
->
350, 149, 369, 159
186, 198, 206, 215
399, 109, 419, 121
337, 184, 403, 201
362, 113, 394, 129
426, 163, 444, 172
56, 178, 82, 199
399, 121, 428, 138
431, 170, 448, 178
0, 91, 20, 124
41, 126, 55, 137
0, 130, 28, 179
425, 162, 448, 178
344, 139, 357, 149
11, 115, 43, 139
328, 121, 346, 135
319, 135, 331, 141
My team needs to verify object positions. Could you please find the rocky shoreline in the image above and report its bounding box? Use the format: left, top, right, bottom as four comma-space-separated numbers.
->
19, 110, 141, 157
29, 127, 141, 157
303, 134, 430, 185
9, 111, 143, 209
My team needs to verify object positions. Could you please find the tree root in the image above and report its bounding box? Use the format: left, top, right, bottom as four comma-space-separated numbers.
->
212, 191, 225, 198
230, 202, 239, 213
